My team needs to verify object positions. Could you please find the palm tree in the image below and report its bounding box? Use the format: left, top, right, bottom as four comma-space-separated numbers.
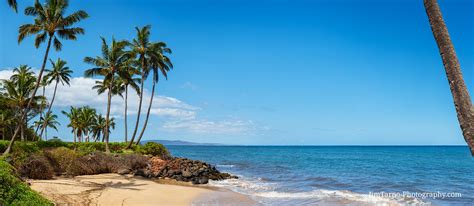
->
92, 114, 106, 142
127, 25, 154, 148
77, 106, 96, 142
117, 61, 140, 142
84, 37, 129, 153
38, 58, 72, 138
34, 78, 49, 138
62, 106, 80, 143
135, 42, 173, 145
424, 0, 474, 155
34, 111, 59, 140
2, 65, 43, 141
4, 0, 88, 155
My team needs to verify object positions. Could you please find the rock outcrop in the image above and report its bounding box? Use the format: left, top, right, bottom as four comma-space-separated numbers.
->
135, 157, 237, 184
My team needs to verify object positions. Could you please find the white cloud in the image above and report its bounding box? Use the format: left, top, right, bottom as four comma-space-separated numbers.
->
0, 69, 265, 137
161, 119, 267, 136
0, 69, 14, 80
45, 77, 198, 119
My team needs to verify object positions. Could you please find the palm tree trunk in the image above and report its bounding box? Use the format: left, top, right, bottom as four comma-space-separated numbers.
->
39, 81, 59, 138
20, 123, 24, 141
136, 79, 156, 145
424, 0, 474, 155
73, 129, 77, 144
124, 86, 128, 142
35, 86, 46, 137
127, 72, 145, 148
104, 77, 114, 153
3, 36, 53, 156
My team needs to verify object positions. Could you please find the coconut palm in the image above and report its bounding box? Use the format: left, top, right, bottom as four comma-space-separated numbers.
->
2, 65, 43, 141
424, 0, 474, 155
127, 25, 154, 148
91, 114, 105, 142
77, 106, 96, 142
117, 62, 140, 142
34, 78, 49, 137
34, 111, 59, 140
38, 58, 72, 138
84, 37, 129, 153
135, 42, 173, 145
62, 106, 80, 143
4, 0, 88, 155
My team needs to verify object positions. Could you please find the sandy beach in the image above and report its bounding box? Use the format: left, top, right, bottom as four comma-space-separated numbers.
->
29, 173, 256, 206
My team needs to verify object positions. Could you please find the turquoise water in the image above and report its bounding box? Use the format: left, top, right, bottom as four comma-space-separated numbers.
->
168, 146, 474, 205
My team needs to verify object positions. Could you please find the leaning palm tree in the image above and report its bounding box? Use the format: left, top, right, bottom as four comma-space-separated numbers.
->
38, 58, 72, 138
127, 25, 154, 148
34, 111, 59, 140
424, 0, 474, 155
84, 37, 129, 153
135, 42, 173, 145
34, 78, 49, 137
4, 0, 88, 155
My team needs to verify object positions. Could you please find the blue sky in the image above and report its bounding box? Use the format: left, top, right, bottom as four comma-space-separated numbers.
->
1, 0, 473, 145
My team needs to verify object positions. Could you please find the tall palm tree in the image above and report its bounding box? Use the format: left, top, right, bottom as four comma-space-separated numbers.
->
117, 61, 140, 142
424, 0, 474, 155
34, 111, 59, 140
84, 37, 129, 153
135, 42, 173, 145
4, 0, 88, 155
34, 78, 49, 138
127, 25, 154, 148
38, 58, 72, 137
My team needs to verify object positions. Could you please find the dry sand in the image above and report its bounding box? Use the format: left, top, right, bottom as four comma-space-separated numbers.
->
29, 173, 257, 206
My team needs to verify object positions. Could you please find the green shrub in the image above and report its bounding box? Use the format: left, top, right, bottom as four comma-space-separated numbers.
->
138, 142, 170, 159
18, 153, 54, 180
8, 142, 41, 168
0, 140, 8, 153
43, 147, 78, 175
37, 139, 69, 149
0, 160, 52, 205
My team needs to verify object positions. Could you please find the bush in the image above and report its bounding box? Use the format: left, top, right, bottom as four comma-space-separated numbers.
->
8, 142, 41, 168
67, 152, 149, 176
68, 152, 118, 175
43, 147, 78, 175
0, 160, 52, 205
138, 142, 170, 159
37, 139, 69, 149
0, 140, 8, 153
18, 154, 54, 180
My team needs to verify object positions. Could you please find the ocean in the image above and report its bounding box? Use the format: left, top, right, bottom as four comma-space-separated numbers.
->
167, 146, 474, 205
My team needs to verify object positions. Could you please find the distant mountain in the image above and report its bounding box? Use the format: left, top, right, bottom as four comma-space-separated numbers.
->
142, 139, 223, 146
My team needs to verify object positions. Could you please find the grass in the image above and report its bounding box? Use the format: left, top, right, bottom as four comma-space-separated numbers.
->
0, 159, 52, 206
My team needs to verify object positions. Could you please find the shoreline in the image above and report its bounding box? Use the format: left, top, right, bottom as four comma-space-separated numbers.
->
28, 173, 256, 206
